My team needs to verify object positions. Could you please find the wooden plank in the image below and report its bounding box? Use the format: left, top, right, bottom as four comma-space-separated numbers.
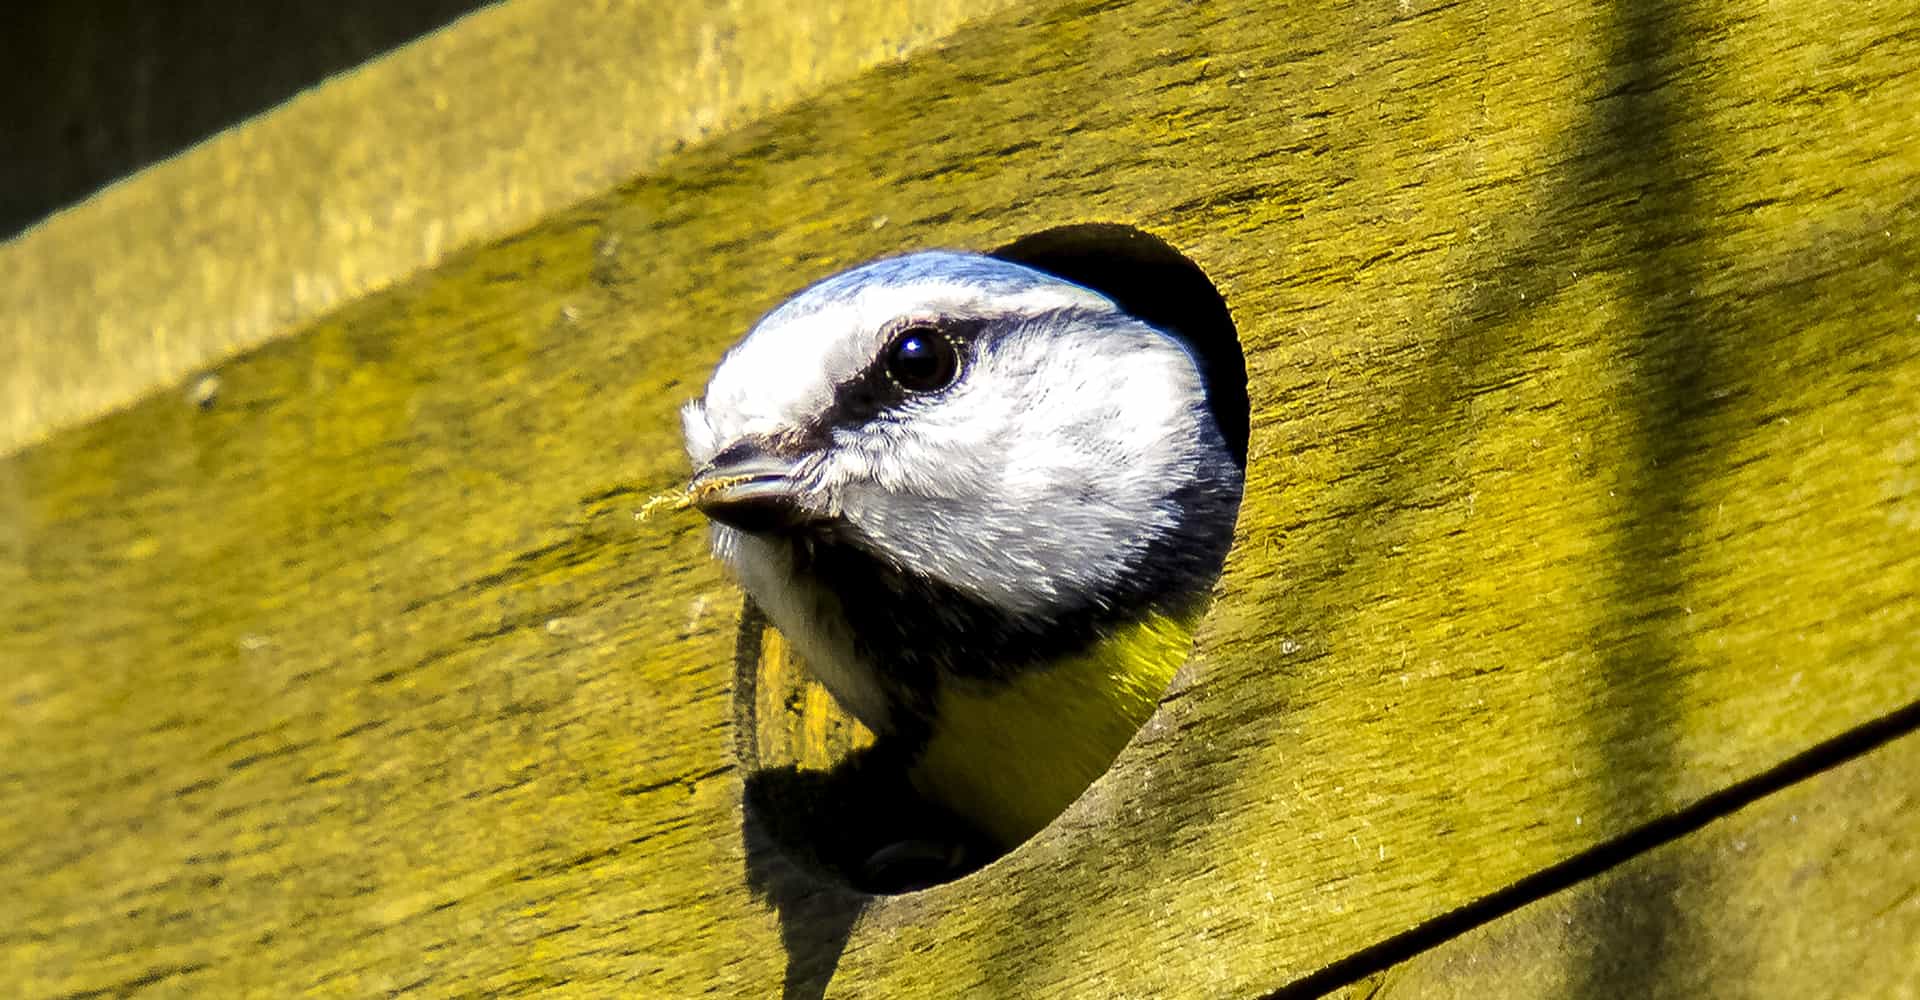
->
0, 0, 1021, 456
1, 1, 492, 238
2, 0, 1917, 996
1343, 727, 1920, 1000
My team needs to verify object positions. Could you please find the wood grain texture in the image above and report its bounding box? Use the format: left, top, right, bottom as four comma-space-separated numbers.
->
0, 0, 492, 238
2, 0, 1917, 996
0, 0, 1021, 456
1357, 728, 1920, 1000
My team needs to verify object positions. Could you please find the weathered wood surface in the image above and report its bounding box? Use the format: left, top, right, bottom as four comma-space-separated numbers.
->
3, 0, 1918, 997
0, 0, 1020, 456
1355, 727, 1920, 1000
0, 0, 492, 239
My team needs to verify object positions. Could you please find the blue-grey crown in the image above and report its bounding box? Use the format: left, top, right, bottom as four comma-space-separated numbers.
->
765, 251, 1102, 319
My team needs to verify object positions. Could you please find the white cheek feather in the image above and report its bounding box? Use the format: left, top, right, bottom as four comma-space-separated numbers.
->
831, 321, 1208, 616
680, 400, 720, 466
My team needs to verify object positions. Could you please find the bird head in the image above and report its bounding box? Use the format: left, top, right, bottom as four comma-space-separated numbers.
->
681, 251, 1242, 732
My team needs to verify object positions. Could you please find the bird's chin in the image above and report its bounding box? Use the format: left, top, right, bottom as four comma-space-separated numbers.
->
707, 516, 839, 573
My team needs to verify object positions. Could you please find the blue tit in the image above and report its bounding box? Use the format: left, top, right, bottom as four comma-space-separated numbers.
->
681, 248, 1244, 855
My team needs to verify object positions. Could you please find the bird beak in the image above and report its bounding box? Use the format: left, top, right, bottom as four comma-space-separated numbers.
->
688, 439, 817, 533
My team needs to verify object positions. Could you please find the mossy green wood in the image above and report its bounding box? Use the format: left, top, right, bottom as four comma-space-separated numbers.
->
1348, 730, 1920, 1000
0, 0, 1023, 456
2, 0, 1918, 998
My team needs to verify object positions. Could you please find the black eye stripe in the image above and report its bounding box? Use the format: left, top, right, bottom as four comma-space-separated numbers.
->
825, 319, 981, 428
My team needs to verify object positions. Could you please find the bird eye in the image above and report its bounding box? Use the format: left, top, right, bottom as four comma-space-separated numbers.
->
884, 327, 960, 393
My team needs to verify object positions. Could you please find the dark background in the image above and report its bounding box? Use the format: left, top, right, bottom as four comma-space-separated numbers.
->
1, 0, 497, 238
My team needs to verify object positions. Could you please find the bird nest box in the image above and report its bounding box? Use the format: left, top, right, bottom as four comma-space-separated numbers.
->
3, 1, 1918, 997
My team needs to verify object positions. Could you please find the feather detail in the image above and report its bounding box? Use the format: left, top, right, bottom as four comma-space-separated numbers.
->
908, 610, 1199, 848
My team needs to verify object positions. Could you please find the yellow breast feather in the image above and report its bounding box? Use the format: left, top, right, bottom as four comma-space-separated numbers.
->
909, 610, 1199, 848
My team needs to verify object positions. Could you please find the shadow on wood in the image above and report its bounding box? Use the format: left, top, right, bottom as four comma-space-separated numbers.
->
2, 0, 1917, 996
